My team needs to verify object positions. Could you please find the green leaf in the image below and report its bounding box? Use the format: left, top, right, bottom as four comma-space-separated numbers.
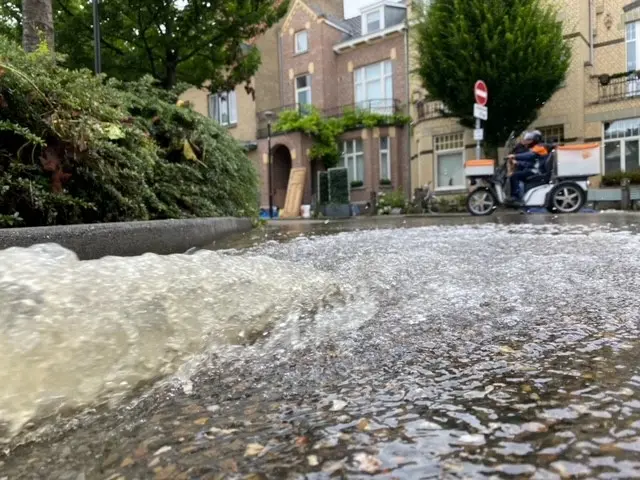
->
104, 123, 125, 140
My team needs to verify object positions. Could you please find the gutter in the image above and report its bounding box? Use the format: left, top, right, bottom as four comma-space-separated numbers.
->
404, 19, 412, 194
588, 0, 594, 65
333, 23, 406, 53
277, 26, 284, 107
321, 18, 352, 35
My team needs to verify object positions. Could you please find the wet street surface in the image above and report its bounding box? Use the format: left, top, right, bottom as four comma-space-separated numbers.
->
2, 213, 640, 479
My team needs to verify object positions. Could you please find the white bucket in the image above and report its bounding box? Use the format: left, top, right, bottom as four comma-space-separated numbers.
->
300, 204, 311, 218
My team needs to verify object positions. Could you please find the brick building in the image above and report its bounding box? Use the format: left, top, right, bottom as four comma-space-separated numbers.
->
254, 0, 411, 208
183, 0, 411, 210
185, 0, 640, 208
410, 0, 640, 193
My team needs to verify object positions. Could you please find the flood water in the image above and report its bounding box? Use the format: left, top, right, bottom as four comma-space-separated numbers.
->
1, 213, 640, 479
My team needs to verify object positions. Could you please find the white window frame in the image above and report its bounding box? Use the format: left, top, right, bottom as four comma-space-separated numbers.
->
434, 133, 466, 191
625, 22, 640, 97
209, 90, 237, 126
295, 74, 312, 109
354, 60, 393, 114
536, 125, 565, 144
380, 136, 391, 181
602, 118, 640, 174
362, 8, 384, 35
294, 30, 309, 54
342, 139, 365, 183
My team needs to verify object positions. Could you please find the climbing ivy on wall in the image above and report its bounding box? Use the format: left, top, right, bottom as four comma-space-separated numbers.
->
274, 106, 410, 168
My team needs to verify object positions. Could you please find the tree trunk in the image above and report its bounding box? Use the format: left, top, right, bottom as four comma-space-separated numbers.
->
163, 49, 178, 89
163, 24, 178, 89
163, 61, 178, 90
22, 0, 55, 53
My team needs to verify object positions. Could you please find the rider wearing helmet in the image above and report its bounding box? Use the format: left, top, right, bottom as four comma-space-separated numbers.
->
507, 130, 549, 203
511, 131, 532, 155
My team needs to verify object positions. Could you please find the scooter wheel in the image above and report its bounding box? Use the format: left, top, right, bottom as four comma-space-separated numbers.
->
547, 183, 586, 214
467, 189, 497, 216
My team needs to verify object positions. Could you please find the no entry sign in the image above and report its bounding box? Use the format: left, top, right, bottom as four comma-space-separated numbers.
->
474, 80, 488, 107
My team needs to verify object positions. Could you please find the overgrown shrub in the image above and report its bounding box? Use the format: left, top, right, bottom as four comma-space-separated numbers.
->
377, 188, 406, 214
436, 195, 467, 213
0, 36, 258, 227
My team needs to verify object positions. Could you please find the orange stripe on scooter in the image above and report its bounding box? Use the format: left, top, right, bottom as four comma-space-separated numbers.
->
465, 160, 494, 167
556, 144, 600, 150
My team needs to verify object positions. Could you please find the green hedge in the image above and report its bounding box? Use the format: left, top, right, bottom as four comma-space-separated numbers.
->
0, 36, 258, 228
317, 171, 329, 204
601, 169, 640, 187
328, 167, 349, 204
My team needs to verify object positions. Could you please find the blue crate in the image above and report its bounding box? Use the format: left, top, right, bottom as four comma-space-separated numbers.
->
259, 206, 279, 219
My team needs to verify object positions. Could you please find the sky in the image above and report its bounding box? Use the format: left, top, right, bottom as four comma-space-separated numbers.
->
344, 0, 367, 18
344, 0, 383, 19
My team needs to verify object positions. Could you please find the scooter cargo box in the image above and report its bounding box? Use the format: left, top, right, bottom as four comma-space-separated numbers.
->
556, 143, 601, 177
464, 159, 495, 177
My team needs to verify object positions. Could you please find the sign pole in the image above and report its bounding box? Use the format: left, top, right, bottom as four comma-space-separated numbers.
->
473, 80, 489, 160
475, 118, 482, 160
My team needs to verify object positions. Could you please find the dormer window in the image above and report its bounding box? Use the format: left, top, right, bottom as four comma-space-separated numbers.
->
363, 8, 383, 34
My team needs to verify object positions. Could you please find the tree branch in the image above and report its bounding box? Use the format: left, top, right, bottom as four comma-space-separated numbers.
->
134, 5, 158, 78
56, 0, 127, 56
179, 31, 229, 63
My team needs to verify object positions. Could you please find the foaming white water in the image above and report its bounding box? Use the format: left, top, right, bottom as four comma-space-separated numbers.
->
0, 243, 369, 440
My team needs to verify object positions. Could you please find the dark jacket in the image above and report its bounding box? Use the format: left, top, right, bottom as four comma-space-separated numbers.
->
514, 143, 549, 169
511, 142, 530, 155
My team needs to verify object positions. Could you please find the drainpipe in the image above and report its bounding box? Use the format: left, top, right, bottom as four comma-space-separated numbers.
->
277, 27, 285, 107
588, 0, 594, 65
404, 20, 412, 195
416, 137, 421, 188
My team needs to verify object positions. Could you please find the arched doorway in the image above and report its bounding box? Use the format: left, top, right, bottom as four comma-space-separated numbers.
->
272, 145, 292, 209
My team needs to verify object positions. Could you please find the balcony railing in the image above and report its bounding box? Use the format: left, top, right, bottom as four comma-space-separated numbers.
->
597, 71, 640, 103
415, 98, 451, 120
324, 99, 403, 118
256, 99, 404, 138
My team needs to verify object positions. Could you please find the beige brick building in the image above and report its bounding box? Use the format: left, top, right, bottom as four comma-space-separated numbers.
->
180, 16, 289, 169
410, 0, 640, 193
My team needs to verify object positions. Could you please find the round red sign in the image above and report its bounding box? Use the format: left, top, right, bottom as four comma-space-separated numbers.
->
474, 80, 488, 106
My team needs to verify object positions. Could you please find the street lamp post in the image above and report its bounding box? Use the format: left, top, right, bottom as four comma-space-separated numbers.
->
264, 111, 275, 219
93, 0, 101, 74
